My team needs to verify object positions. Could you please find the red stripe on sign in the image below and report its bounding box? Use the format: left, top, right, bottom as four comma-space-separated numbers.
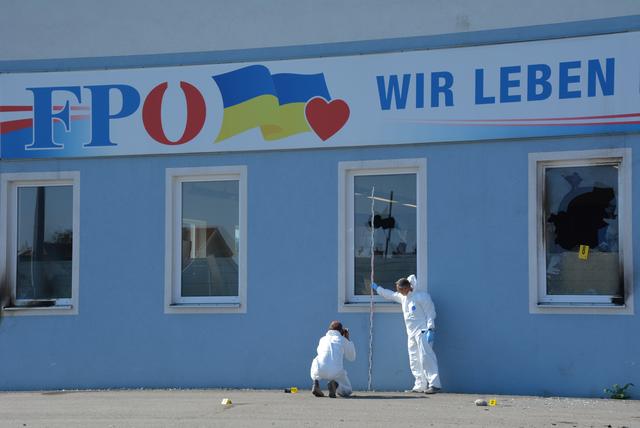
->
399, 112, 640, 124
52, 105, 91, 111
0, 106, 33, 112
0, 118, 33, 134
493, 120, 640, 127
492, 112, 640, 122
0, 115, 89, 135
1, 106, 89, 113
430, 120, 640, 127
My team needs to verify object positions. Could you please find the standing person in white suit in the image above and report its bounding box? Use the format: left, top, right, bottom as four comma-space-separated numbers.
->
371, 274, 441, 394
310, 320, 356, 398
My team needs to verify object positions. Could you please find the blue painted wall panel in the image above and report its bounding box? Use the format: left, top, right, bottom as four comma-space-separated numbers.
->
0, 133, 637, 397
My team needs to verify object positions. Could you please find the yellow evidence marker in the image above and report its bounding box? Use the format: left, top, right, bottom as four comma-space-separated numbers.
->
578, 245, 590, 260
488, 399, 497, 406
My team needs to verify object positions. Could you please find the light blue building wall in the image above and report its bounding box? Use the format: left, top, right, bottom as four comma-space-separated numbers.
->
1, 11, 639, 397
0, 132, 638, 396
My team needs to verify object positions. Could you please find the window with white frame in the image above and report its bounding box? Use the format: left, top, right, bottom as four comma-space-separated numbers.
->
0, 172, 80, 314
529, 149, 633, 314
165, 166, 247, 313
338, 159, 426, 312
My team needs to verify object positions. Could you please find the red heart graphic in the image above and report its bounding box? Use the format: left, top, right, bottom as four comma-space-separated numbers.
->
305, 97, 350, 141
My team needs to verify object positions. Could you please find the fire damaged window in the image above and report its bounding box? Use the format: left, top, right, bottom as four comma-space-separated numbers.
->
545, 166, 620, 298
530, 150, 632, 312
15, 186, 73, 304
165, 166, 247, 313
0, 172, 80, 314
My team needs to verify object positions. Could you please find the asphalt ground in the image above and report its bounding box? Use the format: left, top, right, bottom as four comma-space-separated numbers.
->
0, 389, 639, 428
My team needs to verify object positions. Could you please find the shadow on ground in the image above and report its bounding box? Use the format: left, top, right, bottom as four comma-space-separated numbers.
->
348, 394, 428, 400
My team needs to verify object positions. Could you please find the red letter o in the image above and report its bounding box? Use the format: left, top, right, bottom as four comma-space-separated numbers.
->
142, 81, 206, 145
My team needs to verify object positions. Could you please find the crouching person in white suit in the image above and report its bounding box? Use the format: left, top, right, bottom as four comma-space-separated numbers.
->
372, 275, 441, 394
310, 320, 356, 398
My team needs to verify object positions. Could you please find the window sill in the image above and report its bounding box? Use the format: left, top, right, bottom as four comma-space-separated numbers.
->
537, 301, 624, 307
339, 301, 401, 313
531, 302, 633, 315
2, 305, 76, 316
165, 302, 244, 314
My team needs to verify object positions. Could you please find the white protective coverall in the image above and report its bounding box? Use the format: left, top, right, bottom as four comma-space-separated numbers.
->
310, 330, 356, 396
375, 274, 441, 390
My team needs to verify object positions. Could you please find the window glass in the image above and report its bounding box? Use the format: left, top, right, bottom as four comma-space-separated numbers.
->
181, 180, 239, 297
16, 185, 73, 301
354, 174, 416, 295
544, 164, 621, 297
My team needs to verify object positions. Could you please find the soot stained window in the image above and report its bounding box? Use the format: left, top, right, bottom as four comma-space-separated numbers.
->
530, 149, 632, 313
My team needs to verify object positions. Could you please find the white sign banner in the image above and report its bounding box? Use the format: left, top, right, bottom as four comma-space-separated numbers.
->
1, 31, 639, 159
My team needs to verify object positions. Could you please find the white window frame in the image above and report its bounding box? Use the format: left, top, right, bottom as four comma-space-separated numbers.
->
528, 148, 633, 315
164, 166, 247, 314
338, 158, 427, 313
0, 171, 80, 316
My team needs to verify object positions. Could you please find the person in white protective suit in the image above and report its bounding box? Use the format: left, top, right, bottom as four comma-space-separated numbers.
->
371, 274, 441, 394
310, 320, 356, 398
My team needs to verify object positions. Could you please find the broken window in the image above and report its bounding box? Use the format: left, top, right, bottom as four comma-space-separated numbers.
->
545, 165, 621, 298
530, 150, 631, 311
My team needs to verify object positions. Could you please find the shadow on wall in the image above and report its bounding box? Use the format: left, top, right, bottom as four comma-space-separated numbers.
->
0, 272, 9, 326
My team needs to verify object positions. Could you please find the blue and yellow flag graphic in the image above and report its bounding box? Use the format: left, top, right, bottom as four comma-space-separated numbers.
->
213, 65, 331, 142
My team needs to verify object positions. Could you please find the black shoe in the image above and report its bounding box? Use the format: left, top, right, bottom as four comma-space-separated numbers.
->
424, 386, 441, 394
328, 380, 338, 398
312, 380, 324, 397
